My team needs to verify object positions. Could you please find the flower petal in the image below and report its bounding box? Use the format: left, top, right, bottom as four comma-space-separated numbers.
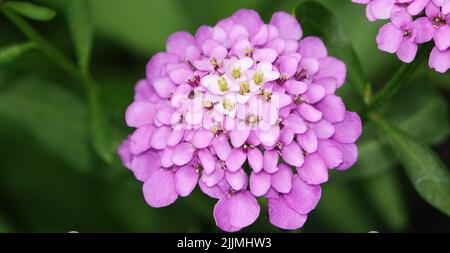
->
131, 151, 161, 182
226, 169, 247, 191
198, 149, 217, 175
125, 101, 156, 127
298, 153, 328, 185
270, 12, 302, 40
281, 142, 304, 167
191, 129, 214, 149
225, 148, 247, 172
272, 164, 293, 193
175, 165, 199, 197
268, 197, 307, 230
332, 111, 362, 143
230, 129, 250, 148
317, 140, 344, 169
172, 142, 195, 166
429, 47, 450, 73
213, 190, 260, 231
284, 176, 321, 215
212, 135, 232, 161
264, 149, 279, 173
250, 171, 271, 197
143, 169, 178, 208
315, 95, 346, 123
247, 148, 264, 173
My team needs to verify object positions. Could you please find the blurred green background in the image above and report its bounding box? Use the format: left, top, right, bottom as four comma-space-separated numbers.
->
0, 0, 449, 232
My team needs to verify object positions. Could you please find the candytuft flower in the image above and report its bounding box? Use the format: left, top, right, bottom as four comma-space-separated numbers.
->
118, 9, 362, 232
352, 0, 450, 73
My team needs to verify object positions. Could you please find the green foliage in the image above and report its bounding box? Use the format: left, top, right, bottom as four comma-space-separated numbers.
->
67, 0, 93, 74
3, 1, 56, 21
0, 42, 34, 65
375, 117, 450, 216
0, 76, 92, 171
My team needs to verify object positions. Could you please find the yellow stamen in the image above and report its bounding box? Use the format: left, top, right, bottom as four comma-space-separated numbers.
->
231, 66, 241, 79
222, 98, 235, 111
253, 71, 264, 85
239, 81, 250, 95
217, 77, 229, 92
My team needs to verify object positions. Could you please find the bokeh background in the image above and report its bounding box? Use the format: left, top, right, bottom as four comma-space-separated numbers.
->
0, 0, 449, 232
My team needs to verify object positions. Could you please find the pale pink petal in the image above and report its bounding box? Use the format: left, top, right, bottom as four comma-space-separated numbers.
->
315, 95, 346, 123
226, 169, 247, 191
315, 57, 347, 88
213, 191, 260, 232
297, 36, 328, 59
298, 154, 328, 185
272, 164, 293, 193
150, 126, 171, 150
143, 169, 178, 208
332, 112, 362, 144
296, 129, 318, 154
191, 129, 214, 149
212, 135, 232, 161
284, 176, 321, 215
250, 171, 271, 197
281, 142, 304, 167
429, 47, 450, 73
268, 197, 307, 230
175, 165, 199, 197
172, 142, 195, 166
225, 148, 246, 172
198, 149, 217, 175
125, 101, 156, 127
230, 129, 250, 148
270, 12, 302, 40
264, 149, 279, 173
317, 140, 344, 169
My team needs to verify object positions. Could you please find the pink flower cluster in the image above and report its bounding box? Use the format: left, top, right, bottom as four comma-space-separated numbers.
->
118, 9, 362, 232
352, 0, 450, 73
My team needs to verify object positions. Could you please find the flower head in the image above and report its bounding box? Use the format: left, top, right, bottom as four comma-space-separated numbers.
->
353, 0, 450, 72
118, 9, 362, 232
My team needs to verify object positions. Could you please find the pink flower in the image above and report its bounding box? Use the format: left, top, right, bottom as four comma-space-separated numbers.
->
353, 0, 450, 72
118, 9, 362, 232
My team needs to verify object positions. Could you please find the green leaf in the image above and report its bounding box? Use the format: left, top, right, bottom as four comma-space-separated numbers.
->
295, 1, 367, 97
3, 1, 56, 21
0, 42, 33, 65
384, 78, 450, 144
368, 44, 432, 113
374, 117, 450, 216
67, 0, 93, 74
0, 75, 92, 172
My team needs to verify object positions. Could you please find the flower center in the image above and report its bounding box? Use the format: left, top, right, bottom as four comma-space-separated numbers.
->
433, 16, 447, 26
239, 81, 250, 95
253, 71, 264, 85
217, 76, 229, 92
260, 89, 272, 101
222, 98, 235, 111
231, 67, 241, 79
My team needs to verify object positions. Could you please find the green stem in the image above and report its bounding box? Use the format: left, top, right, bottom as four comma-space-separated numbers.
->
367, 44, 433, 114
1, 8, 80, 79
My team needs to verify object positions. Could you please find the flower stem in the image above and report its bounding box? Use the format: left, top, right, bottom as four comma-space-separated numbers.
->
1, 8, 80, 79
367, 44, 433, 114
